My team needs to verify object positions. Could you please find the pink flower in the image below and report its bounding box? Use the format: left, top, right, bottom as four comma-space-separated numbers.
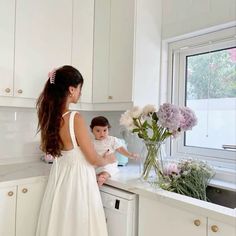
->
163, 163, 180, 176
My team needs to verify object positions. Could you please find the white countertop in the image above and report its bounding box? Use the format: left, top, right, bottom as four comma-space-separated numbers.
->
0, 161, 235, 224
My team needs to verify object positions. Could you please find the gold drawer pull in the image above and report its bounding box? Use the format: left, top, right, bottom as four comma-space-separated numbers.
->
17, 89, 23, 94
22, 188, 28, 193
5, 88, 11, 93
194, 219, 201, 226
211, 225, 219, 232
8, 191, 14, 197
108, 96, 113, 99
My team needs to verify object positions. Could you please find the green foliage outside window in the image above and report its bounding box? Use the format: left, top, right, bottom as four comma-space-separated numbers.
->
186, 47, 236, 100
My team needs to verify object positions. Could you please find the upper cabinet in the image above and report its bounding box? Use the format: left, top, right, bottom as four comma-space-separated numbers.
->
0, 0, 15, 97
0, 0, 72, 106
0, 0, 162, 110
14, 0, 72, 99
92, 0, 135, 104
73, 0, 162, 110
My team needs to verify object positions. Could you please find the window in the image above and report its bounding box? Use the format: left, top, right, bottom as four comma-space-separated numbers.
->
167, 27, 236, 179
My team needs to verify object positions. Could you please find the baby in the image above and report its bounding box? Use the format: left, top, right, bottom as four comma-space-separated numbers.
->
90, 116, 138, 186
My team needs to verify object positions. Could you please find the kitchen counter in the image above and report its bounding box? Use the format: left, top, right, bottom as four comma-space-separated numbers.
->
0, 161, 235, 225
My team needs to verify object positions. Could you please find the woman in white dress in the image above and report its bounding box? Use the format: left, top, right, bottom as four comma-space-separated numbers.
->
36, 65, 116, 236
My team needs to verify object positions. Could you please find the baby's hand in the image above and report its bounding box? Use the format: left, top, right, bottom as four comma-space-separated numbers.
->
130, 153, 139, 160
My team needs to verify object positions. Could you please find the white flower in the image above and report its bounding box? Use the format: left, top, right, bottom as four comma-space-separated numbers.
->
130, 106, 143, 118
143, 104, 156, 115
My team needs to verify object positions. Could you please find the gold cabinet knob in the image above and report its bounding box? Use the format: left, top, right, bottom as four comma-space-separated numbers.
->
194, 219, 201, 226
8, 191, 14, 197
108, 96, 113, 100
211, 225, 219, 232
5, 88, 11, 93
22, 188, 28, 193
17, 89, 23, 94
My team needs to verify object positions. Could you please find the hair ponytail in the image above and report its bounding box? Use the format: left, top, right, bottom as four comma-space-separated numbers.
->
37, 65, 83, 157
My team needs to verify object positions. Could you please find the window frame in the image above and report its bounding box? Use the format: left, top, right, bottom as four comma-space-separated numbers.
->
165, 26, 236, 183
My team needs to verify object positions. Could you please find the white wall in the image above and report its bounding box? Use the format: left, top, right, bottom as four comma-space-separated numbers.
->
162, 0, 236, 39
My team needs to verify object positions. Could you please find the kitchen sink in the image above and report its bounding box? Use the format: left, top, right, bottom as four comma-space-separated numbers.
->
206, 186, 236, 209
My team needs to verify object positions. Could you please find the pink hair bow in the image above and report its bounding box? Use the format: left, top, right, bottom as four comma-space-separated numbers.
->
48, 68, 57, 84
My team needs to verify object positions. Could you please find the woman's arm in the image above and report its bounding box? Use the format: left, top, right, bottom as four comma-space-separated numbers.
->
74, 113, 116, 166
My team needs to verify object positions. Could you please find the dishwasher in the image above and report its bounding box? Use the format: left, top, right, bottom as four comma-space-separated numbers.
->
100, 185, 138, 236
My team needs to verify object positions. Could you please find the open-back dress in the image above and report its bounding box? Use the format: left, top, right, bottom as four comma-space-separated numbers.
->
36, 111, 108, 236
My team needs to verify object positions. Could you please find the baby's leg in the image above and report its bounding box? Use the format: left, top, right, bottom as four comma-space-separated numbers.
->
97, 171, 110, 187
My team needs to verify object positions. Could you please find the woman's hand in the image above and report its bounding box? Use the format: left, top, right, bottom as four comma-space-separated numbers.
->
103, 152, 117, 164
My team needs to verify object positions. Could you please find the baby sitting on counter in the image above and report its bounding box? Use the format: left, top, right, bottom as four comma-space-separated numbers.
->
90, 116, 138, 186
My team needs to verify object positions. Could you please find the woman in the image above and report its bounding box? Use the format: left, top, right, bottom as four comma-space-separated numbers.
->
36, 65, 115, 236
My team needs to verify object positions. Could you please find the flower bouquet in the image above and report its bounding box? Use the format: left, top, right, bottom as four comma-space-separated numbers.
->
159, 159, 215, 201
120, 103, 197, 181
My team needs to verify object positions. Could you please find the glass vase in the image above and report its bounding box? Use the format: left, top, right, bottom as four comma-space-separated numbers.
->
140, 140, 165, 182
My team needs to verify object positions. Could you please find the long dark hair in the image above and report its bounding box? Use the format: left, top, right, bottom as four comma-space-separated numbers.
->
36, 65, 84, 157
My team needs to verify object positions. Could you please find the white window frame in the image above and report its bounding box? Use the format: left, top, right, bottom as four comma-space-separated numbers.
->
165, 26, 236, 185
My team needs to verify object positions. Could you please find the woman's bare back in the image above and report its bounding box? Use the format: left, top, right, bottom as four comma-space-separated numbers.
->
59, 112, 75, 151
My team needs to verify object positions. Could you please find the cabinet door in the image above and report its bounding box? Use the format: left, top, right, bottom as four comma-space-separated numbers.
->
93, 0, 135, 103
0, 186, 16, 236
14, 0, 72, 99
108, 0, 135, 103
72, 0, 94, 104
208, 218, 236, 236
93, 0, 110, 103
139, 196, 206, 236
16, 180, 46, 236
0, 0, 15, 97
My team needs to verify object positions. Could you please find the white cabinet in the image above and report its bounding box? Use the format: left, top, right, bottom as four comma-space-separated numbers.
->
72, 0, 162, 110
0, 0, 72, 107
16, 180, 46, 236
0, 178, 46, 236
92, 0, 135, 103
208, 218, 236, 236
72, 0, 135, 109
0, 0, 15, 97
14, 0, 72, 99
139, 196, 236, 236
0, 186, 16, 236
139, 196, 206, 236
1, 0, 162, 109
72, 0, 94, 104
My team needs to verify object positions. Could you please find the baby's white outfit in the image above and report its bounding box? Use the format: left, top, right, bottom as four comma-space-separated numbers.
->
93, 136, 121, 176
36, 111, 108, 236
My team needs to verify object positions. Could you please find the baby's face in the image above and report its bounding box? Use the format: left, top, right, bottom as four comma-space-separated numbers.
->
92, 126, 109, 140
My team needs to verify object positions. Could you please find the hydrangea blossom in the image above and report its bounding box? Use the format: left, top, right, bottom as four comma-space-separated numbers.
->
156, 103, 181, 132
179, 107, 198, 131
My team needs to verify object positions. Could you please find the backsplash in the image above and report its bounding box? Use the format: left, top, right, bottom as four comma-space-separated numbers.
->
0, 107, 41, 164
0, 107, 141, 164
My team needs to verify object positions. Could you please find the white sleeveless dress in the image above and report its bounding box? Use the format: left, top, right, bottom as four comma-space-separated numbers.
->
36, 111, 108, 236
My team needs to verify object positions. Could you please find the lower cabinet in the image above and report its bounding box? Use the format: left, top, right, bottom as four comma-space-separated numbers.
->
0, 186, 16, 236
0, 178, 47, 236
139, 196, 236, 236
